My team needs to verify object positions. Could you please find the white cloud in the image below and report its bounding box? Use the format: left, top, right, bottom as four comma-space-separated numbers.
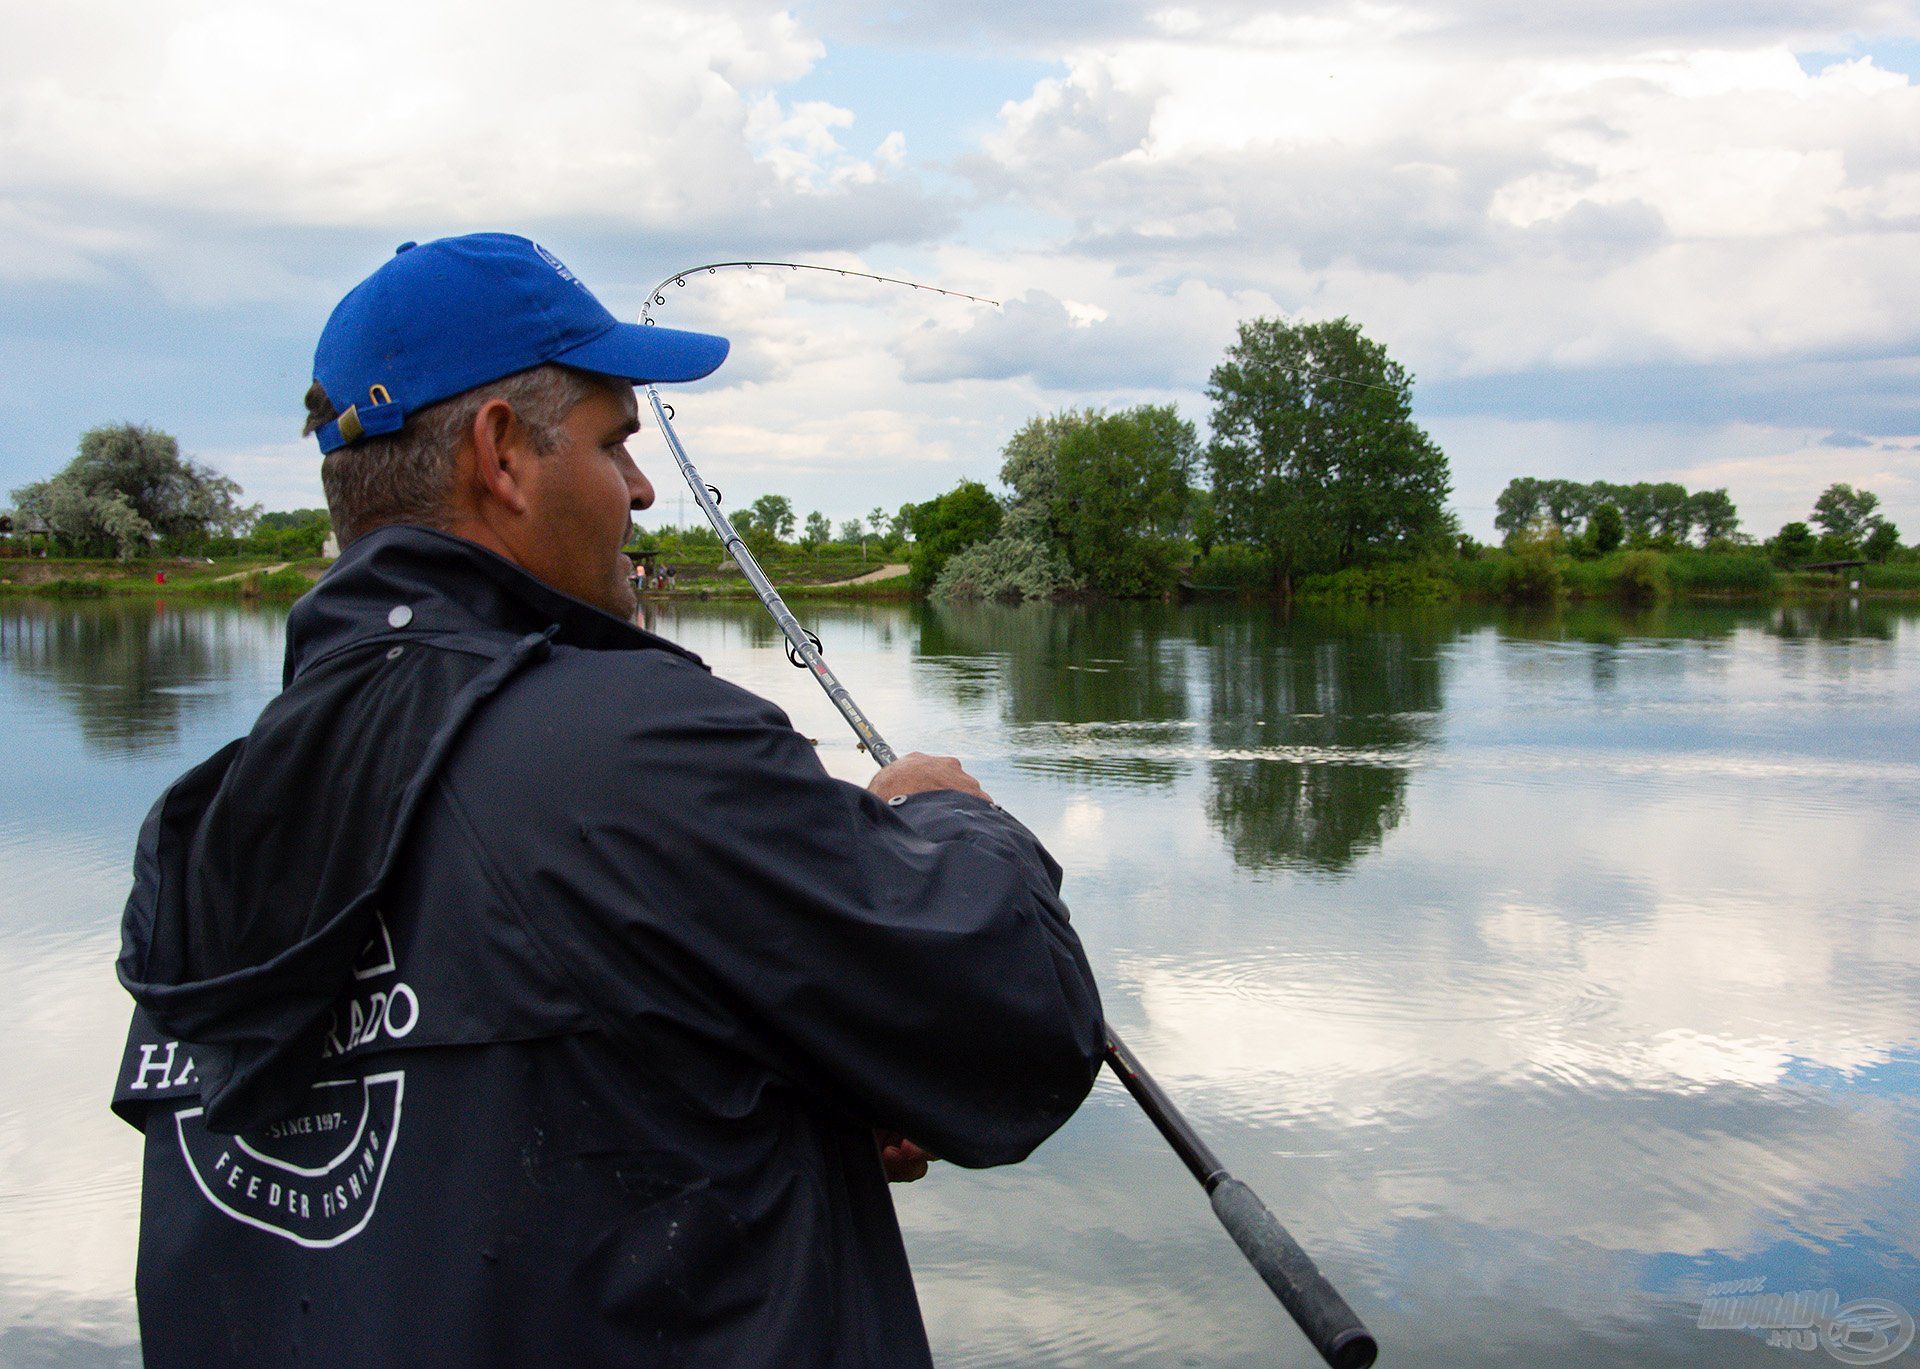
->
198, 439, 326, 515
1671, 428, 1920, 529
5, 0, 1920, 529
0, 0, 946, 290
975, 23, 1920, 379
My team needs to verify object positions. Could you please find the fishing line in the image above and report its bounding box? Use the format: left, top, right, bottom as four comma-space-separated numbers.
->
639, 260, 1402, 400
641, 260, 999, 325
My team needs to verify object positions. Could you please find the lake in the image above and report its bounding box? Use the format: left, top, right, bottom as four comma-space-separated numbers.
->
2, 593, 1916, 1366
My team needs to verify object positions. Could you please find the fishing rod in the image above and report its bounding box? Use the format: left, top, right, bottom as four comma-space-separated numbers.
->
643, 352, 1378, 1367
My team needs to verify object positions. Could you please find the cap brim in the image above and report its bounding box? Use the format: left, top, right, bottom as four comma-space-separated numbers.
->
554, 320, 729, 385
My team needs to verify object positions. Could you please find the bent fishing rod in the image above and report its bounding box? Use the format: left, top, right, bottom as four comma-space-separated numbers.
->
641, 329, 1377, 1367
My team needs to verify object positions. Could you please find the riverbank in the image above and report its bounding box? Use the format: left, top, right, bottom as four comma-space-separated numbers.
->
1275, 549, 1920, 606
0, 551, 917, 602
0, 557, 328, 600
11, 547, 1915, 607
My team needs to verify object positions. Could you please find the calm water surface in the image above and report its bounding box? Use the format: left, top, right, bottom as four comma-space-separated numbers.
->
2, 594, 1916, 1366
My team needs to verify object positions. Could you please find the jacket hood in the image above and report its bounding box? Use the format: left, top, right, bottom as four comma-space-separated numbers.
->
116, 526, 700, 1131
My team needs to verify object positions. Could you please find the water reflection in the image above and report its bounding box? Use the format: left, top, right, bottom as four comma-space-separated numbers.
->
918, 602, 1195, 788
1767, 598, 1901, 641
0, 599, 278, 755
3, 594, 1917, 1368
1196, 606, 1450, 874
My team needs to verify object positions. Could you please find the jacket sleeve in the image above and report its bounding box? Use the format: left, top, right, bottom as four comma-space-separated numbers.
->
494, 657, 1107, 1169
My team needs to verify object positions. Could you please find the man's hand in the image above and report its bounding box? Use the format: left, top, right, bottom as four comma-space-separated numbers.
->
875, 1130, 938, 1183
868, 752, 991, 805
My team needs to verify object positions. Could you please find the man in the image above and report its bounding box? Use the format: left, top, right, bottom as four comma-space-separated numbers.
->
111, 233, 1105, 1366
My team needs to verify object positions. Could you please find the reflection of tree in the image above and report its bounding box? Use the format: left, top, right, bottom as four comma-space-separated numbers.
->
1197, 605, 1452, 874
1208, 760, 1409, 874
1768, 600, 1897, 642
0, 600, 269, 753
1490, 603, 1743, 646
919, 601, 1193, 724
916, 600, 1194, 786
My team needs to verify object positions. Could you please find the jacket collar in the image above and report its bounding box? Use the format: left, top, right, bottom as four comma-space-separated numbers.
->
284, 524, 704, 684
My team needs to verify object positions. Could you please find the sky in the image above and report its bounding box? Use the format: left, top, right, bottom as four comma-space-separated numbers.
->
1, 0, 1918, 541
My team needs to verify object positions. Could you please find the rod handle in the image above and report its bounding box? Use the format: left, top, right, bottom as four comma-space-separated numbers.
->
1208, 1177, 1377, 1369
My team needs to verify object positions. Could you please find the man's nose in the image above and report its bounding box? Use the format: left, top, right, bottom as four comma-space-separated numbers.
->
623, 453, 655, 511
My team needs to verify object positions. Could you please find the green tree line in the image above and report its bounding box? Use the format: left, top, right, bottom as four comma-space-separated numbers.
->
1495, 474, 1904, 566
910, 316, 1454, 599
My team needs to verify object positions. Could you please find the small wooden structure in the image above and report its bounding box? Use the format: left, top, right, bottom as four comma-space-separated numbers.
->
1802, 558, 1867, 590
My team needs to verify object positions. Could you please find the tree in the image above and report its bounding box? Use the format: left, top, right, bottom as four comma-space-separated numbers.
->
838, 519, 865, 543
1052, 406, 1196, 596
1865, 520, 1901, 563
1641, 482, 1691, 545
1494, 477, 1546, 544
1687, 488, 1740, 545
1588, 502, 1625, 555
888, 504, 913, 544
867, 506, 889, 539
906, 480, 1002, 590
745, 494, 795, 543
246, 508, 332, 558
12, 423, 257, 558
934, 413, 1087, 601
801, 510, 831, 549
255, 508, 330, 532
1770, 521, 1817, 566
1189, 488, 1217, 556
1810, 483, 1881, 551
1207, 317, 1450, 590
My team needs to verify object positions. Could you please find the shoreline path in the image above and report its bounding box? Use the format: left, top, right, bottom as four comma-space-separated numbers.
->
819, 562, 908, 587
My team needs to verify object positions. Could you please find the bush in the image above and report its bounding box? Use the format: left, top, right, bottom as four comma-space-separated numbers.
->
1666, 552, 1775, 594
907, 481, 1002, 591
12, 577, 107, 597
1298, 561, 1459, 605
1864, 563, 1920, 591
1489, 545, 1563, 603
1445, 556, 1501, 598
1559, 556, 1614, 599
1613, 549, 1670, 604
1189, 543, 1270, 590
235, 566, 314, 600
934, 528, 1079, 600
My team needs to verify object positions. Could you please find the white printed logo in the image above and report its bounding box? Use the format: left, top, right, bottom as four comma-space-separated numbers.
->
175, 1072, 404, 1248
533, 242, 583, 288
171, 912, 418, 1247
352, 910, 397, 979
325, 911, 420, 1058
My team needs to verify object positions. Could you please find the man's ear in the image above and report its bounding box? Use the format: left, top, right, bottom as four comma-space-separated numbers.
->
466, 398, 536, 517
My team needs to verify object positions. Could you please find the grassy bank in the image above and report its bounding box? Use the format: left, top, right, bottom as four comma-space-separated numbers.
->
1192, 547, 1920, 606
1475, 550, 1920, 603
10, 547, 1912, 608
0, 557, 327, 600
0, 552, 913, 604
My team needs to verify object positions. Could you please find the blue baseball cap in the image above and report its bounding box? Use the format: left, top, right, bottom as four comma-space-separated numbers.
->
311, 233, 729, 453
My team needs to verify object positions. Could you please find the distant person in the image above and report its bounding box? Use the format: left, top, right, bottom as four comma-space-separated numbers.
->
110, 232, 1103, 1367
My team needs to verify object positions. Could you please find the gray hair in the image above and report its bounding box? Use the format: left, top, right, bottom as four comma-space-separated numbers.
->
305, 364, 603, 548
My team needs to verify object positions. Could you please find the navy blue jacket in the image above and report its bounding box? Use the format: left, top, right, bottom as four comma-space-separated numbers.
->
112, 526, 1105, 1366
